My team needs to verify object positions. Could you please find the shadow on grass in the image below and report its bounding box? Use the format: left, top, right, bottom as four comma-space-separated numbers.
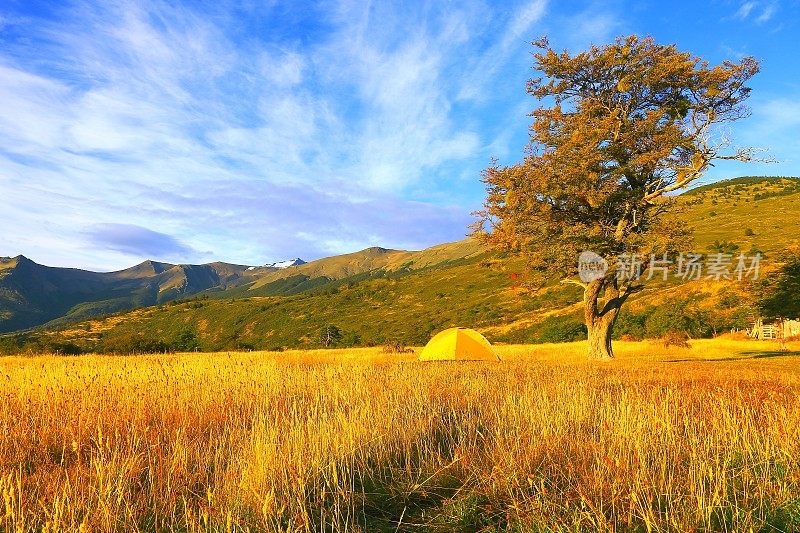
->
664, 350, 800, 363
356, 473, 499, 532
298, 405, 509, 532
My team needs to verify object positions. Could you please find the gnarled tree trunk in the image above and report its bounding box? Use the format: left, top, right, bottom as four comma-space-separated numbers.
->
586, 312, 617, 360
583, 277, 626, 361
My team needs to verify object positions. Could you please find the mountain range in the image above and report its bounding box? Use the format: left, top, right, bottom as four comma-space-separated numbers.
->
0, 239, 485, 333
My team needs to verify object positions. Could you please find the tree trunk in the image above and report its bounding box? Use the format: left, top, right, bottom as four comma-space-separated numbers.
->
583, 278, 624, 361
778, 318, 788, 352
587, 316, 615, 360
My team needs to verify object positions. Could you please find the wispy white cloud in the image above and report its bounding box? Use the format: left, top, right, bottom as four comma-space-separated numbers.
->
736, 1, 756, 19
457, 0, 548, 102
755, 98, 800, 130
732, 1, 779, 24
756, 4, 777, 23
560, 4, 624, 50
258, 50, 305, 87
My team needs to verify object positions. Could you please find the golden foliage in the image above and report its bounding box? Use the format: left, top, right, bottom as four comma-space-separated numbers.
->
474, 35, 760, 281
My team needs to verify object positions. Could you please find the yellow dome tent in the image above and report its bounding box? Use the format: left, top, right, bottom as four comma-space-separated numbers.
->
418, 327, 500, 361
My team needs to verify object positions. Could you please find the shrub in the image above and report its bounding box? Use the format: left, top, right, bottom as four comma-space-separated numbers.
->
537, 316, 587, 343
662, 330, 690, 349
644, 300, 712, 339
410, 323, 438, 346
707, 240, 740, 254
342, 331, 362, 347
174, 329, 200, 351
614, 310, 648, 339
382, 341, 413, 354
717, 288, 741, 309
100, 333, 170, 354
48, 342, 83, 355
0, 335, 23, 355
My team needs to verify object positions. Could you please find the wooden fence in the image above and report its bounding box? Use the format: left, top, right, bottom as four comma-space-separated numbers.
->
749, 319, 800, 340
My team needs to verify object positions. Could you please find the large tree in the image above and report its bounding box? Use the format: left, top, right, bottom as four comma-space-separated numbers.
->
473, 35, 761, 360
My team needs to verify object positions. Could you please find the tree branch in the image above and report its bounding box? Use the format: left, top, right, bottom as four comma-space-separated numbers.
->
560, 279, 589, 290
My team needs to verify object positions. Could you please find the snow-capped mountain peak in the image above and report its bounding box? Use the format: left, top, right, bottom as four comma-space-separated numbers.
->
267, 258, 306, 269
246, 258, 306, 271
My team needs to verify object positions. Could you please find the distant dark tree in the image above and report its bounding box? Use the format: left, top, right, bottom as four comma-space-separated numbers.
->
644, 297, 712, 338
174, 329, 200, 352
101, 332, 169, 354
707, 240, 740, 254
0, 334, 24, 355
319, 325, 343, 348
48, 342, 83, 355
342, 331, 362, 347
537, 316, 587, 343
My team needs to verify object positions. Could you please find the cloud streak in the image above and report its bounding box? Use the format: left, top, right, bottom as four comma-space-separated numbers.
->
86, 223, 202, 260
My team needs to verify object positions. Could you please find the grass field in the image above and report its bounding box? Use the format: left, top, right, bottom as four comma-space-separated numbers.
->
2, 339, 800, 531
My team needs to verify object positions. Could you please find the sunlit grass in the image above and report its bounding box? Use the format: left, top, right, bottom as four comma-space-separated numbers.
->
1, 338, 799, 531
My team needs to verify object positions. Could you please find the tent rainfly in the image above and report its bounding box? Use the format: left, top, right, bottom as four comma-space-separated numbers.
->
418, 327, 500, 361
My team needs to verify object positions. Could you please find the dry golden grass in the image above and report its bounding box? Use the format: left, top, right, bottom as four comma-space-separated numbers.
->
1, 339, 799, 531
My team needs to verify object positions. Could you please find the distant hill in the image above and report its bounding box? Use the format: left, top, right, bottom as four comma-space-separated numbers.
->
684, 176, 800, 197
0, 257, 253, 332
679, 176, 800, 253
2, 176, 800, 353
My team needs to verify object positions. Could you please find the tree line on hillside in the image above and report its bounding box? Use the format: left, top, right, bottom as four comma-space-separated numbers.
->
685, 176, 800, 200
0, 328, 203, 356
0, 322, 424, 355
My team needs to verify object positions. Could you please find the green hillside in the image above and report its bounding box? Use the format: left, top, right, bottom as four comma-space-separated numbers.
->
246, 239, 485, 290
2, 176, 800, 354
683, 176, 800, 253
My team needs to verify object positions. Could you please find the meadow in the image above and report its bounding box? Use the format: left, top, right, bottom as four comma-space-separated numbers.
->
2, 339, 799, 532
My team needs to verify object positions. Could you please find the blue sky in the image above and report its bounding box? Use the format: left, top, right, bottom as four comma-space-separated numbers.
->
0, 0, 798, 271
